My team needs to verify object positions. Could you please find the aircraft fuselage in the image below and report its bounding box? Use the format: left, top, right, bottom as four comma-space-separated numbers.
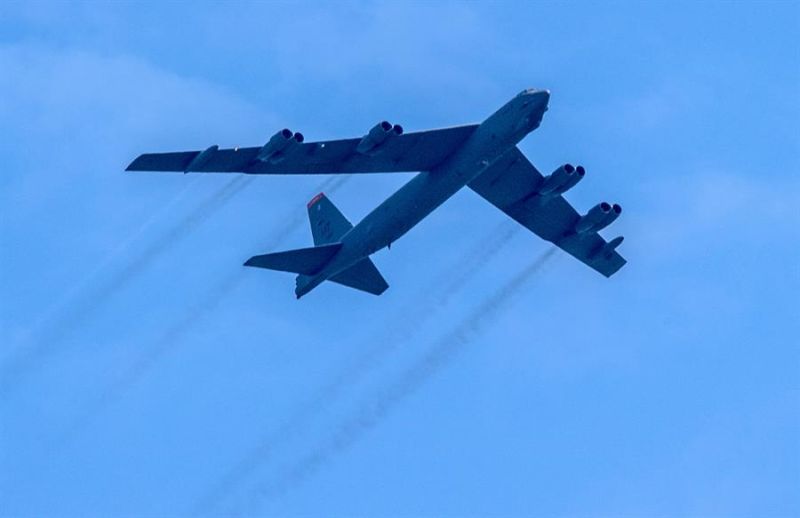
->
295, 89, 550, 298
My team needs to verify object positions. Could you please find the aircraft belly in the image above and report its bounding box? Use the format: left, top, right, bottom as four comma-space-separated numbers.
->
344, 148, 500, 259
373, 172, 459, 243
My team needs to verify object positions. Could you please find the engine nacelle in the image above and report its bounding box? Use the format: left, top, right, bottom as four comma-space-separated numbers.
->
576, 202, 622, 234
257, 128, 303, 163
538, 164, 584, 196
356, 121, 403, 155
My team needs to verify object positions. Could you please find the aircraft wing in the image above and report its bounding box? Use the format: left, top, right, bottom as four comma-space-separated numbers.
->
126, 124, 478, 174
468, 147, 626, 277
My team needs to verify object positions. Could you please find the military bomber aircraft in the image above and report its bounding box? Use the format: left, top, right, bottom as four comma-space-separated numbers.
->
127, 89, 626, 298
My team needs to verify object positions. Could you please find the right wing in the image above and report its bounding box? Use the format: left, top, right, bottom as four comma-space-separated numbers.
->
469, 147, 626, 277
126, 124, 478, 175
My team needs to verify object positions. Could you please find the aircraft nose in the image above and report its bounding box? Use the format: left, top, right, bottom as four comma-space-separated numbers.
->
520, 88, 550, 109
536, 89, 550, 105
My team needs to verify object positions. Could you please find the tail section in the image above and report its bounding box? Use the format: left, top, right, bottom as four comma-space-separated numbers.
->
244, 243, 341, 275
308, 192, 353, 245
246, 192, 389, 298
306, 193, 388, 295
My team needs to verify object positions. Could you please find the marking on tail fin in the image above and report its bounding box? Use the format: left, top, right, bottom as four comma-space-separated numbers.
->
307, 193, 325, 208
308, 193, 354, 246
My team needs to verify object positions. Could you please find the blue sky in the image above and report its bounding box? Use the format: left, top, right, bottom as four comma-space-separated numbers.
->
1, 1, 798, 516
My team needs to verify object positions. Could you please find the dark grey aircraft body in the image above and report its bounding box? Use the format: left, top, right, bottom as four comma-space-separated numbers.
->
128, 89, 626, 298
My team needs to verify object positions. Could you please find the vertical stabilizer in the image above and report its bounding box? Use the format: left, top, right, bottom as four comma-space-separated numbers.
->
307, 193, 354, 245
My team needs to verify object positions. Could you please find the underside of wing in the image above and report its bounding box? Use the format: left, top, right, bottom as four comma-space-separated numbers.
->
126, 124, 478, 175
469, 147, 626, 277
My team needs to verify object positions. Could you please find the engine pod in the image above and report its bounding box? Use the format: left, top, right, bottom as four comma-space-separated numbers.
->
576, 202, 612, 233
357, 121, 399, 155
257, 128, 298, 163
539, 164, 580, 196
576, 203, 622, 234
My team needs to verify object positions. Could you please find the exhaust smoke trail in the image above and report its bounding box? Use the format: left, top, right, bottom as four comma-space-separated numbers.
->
1, 176, 253, 394
237, 247, 557, 514
54, 269, 245, 451
193, 220, 521, 515
25, 177, 201, 341
55, 175, 353, 450
256, 174, 349, 250
95, 176, 253, 298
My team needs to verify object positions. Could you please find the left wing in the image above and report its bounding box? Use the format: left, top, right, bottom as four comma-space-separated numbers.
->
126, 124, 478, 175
468, 147, 626, 277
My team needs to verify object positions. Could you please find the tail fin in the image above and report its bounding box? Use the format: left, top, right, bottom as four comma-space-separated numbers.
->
307, 192, 353, 245
244, 243, 341, 275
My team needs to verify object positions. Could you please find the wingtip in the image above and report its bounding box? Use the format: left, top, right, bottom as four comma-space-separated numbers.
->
125, 155, 144, 172
604, 257, 627, 278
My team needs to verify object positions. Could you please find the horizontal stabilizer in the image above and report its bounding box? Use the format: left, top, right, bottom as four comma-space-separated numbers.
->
244, 243, 341, 275
329, 258, 389, 295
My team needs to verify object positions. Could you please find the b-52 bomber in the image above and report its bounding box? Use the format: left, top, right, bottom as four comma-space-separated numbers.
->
127, 89, 625, 299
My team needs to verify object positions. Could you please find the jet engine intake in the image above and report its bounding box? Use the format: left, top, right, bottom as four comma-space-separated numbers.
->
257, 128, 303, 163
576, 202, 621, 234
357, 121, 403, 155
538, 164, 584, 196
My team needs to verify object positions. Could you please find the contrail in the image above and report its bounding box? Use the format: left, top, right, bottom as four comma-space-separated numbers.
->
53, 269, 245, 452
97, 176, 252, 297
1, 176, 253, 395
192, 220, 521, 515
257, 174, 349, 251
237, 247, 557, 514
55, 175, 354, 450
24, 177, 201, 341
